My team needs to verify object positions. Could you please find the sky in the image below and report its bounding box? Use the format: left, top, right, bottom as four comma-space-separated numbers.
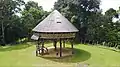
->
24, 0, 57, 11
24, 0, 120, 13
100, 0, 120, 13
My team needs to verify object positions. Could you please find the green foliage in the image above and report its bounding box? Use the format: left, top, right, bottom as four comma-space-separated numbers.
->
0, 0, 48, 44
0, 0, 25, 44
86, 8, 120, 46
54, 0, 120, 47
0, 0, 120, 47
54, 0, 101, 41
21, 1, 48, 40
4, 15, 26, 43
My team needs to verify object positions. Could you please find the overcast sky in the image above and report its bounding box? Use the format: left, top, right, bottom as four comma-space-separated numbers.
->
24, 0, 120, 13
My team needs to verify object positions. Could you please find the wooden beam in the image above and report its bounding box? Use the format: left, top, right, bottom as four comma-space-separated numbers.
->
60, 39, 62, 57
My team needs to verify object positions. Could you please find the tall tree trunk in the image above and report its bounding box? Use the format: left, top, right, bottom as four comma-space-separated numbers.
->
28, 29, 32, 41
1, 19, 5, 46
1, 1, 5, 46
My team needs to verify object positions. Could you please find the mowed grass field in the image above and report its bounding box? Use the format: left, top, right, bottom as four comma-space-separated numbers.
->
0, 42, 120, 67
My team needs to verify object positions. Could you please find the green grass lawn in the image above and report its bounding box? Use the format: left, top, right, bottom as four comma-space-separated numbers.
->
0, 42, 120, 67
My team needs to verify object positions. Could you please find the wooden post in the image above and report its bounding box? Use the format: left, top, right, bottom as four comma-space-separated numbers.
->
63, 40, 65, 48
38, 40, 41, 54
41, 39, 44, 55
36, 39, 39, 56
71, 40, 74, 54
53, 40, 57, 50
36, 45, 38, 56
60, 39, 62, 57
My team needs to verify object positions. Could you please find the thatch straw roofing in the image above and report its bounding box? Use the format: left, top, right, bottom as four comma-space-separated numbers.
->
32, 10, 78, 33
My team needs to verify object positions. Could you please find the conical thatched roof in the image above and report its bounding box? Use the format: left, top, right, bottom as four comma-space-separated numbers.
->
32, 10, 78, 33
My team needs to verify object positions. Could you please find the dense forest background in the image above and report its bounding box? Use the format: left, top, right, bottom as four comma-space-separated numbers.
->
0, 0, 120, 48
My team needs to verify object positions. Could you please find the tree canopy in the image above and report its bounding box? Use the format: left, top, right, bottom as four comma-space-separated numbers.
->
54, 0, 120, 47
54, 0, 101, 41
0, 0, 120, 48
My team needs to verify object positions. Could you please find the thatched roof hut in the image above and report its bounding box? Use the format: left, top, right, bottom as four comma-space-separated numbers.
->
31, 10, 78, 57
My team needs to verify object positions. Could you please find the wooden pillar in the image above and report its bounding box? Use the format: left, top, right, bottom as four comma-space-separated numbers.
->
38, 40, 41, 54
41, 39, 44, 55
63, 40, 65, 48
60, 39, 62, 57
36, 39, 40, 56
53, 40, 57, 50
36, 41, 38, 56
71, 40, 74, 54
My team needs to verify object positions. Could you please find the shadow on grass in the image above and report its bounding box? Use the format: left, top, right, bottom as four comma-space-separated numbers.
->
41, 48, 91, 63
0, 42, 33, 52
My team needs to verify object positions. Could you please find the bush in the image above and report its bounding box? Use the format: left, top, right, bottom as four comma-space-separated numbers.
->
17, 38, 28, 44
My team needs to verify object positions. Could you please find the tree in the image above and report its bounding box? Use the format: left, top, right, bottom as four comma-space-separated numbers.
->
4, 15, 25, 43
88, 8, 120, 45
87, 8, 120, 45
0, 0, 25, 45
21, 1, 47, 40
54, 0, 101, 42
24, 1, 43, 11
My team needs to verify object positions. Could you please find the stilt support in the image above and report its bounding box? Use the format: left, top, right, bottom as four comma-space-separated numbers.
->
71, 40, 74, 54
53, 40, 57, 51
36, 39, 40, 56
41, 39, 44, 55
63, 40, 65, 48
60, 39, 62, 57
